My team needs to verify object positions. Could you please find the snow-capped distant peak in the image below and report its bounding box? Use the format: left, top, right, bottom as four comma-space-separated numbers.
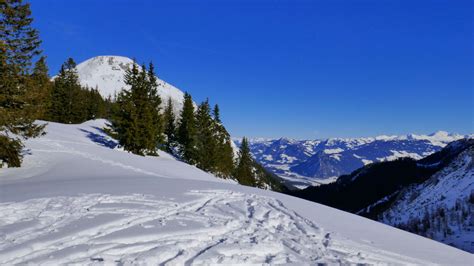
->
429, 130, 450, 137
75, 55, 185, 114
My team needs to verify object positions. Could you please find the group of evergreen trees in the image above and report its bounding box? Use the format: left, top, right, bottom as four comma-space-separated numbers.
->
0, 0, 110, 167
0, 0, 287, 192
0, 0, 257, 185
46, 57, 110, 123
110, 81, 237, 179
173, 94, 235, 178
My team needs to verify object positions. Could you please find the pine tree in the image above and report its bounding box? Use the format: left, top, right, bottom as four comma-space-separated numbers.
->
0, 0, 45, 167
48, 58, 84, 123
212, 104, 235, 178
30, 56, 52, 119
234, 137, 256, 186
195, 99, 218, 172
111, 61, 162, 156
144, 62, 163, 154
83, 86, 106, 120
163, 97, 176, 153
213, 104, 221, 123
177, 92, 197, 163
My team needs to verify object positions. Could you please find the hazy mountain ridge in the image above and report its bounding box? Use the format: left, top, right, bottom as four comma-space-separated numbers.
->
237, 132, 471, 188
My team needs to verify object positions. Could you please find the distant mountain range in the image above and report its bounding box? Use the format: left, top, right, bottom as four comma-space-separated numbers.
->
235, 132, 472, 188
291, 138, 474, 252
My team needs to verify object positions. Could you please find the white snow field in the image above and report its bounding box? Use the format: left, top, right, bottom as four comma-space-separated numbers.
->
0, 121, 472, 265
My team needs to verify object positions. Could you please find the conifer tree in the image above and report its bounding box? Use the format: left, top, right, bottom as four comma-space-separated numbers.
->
212, 104, 235, 178
177, 92, 197, 163
235, 137, 256, 186
30, 56, 52, 119
213, 104, 221, 123
195, 99, 218, 172
83, 86, 106, 120
48, 58, 84, 123
0, 0, 45, 167
163, 97, 176, 153
111, 61, 162, 156
144, 62, 163, 154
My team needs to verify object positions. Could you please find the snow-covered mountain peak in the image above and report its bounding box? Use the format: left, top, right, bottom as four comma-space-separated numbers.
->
75, 55, 186, 114
429, 130, 450, 137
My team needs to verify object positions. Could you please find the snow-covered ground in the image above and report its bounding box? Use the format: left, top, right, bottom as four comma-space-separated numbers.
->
0, 120, 472, 264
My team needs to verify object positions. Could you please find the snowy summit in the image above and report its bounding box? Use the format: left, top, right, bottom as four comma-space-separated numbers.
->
76, 55, 186, 114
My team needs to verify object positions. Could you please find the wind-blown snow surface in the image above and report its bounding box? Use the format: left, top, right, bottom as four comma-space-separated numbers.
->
0, 121, 472, 264
76, 56, 185, 114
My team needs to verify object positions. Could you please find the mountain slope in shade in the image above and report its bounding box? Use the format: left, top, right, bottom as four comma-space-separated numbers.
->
0, 120, 471, 264
239, 132, 470, 188
76, 55, 185, 114
380, 142, 474, 252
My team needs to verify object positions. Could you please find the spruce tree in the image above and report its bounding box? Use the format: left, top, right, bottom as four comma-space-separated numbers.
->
0, 0, 45, 167
30, 56, 52, 119
111, 61, 162, 156
163, 97, 176, 153
48, 58, 84, 123
144, 62, 163, 154
195, 99, 218, 172
213, 104, 221, 123
212, 104, 235, 178
177, 92, 197, 163
235, 137, 256, 186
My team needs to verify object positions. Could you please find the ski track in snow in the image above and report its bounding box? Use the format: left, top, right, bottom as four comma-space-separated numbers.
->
33, 138, 170, 179
0, 190, 413, 265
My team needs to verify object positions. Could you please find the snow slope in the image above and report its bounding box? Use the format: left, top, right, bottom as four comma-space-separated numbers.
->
381, 144, 474, 252
0, 121, 472, 264
75, 56, 185, 114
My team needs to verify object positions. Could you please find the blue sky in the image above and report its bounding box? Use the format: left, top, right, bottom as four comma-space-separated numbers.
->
30, 0, 473, 139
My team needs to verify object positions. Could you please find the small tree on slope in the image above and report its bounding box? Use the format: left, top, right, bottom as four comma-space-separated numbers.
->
195, 99, 218, 172
235, 137, 256, 186
163, 97, 177, 153
177, 92, 197, 163
212, 104, 235, 178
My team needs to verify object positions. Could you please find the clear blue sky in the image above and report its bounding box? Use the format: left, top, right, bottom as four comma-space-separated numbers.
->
30, 0, 473, 139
